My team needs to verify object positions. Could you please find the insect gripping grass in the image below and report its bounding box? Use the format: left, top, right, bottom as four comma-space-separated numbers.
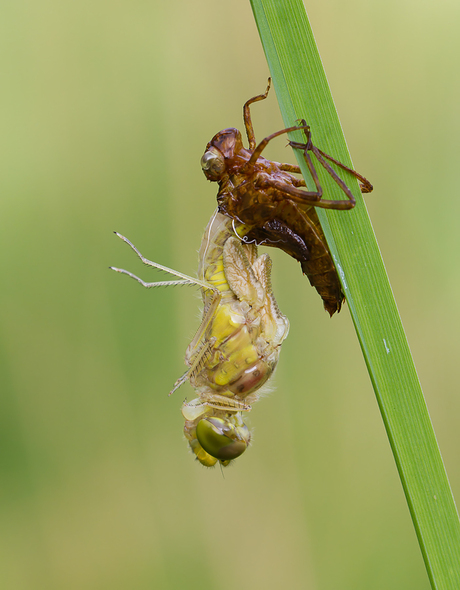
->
111, 210, 289, 467
201, 79, 372, 316
111, 81, 371, 467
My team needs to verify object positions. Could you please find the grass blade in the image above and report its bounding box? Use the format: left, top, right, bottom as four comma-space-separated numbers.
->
249, 0, 460, 587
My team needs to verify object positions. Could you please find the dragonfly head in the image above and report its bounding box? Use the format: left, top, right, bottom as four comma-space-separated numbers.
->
183, 405, 251, 467
201, 128, 244, 181
196, 416, 250, 462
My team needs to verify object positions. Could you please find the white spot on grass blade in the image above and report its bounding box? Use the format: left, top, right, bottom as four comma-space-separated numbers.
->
333, 256, 347, 290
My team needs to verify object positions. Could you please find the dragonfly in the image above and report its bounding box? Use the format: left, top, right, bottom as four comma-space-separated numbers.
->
111, 209, 289, 467
201, 79, 373, 316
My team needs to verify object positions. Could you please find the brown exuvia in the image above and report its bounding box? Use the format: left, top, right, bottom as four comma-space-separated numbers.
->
201, 79, 372, 316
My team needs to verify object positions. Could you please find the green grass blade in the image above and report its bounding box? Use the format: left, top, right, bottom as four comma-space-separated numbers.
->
249, 0, 460, 587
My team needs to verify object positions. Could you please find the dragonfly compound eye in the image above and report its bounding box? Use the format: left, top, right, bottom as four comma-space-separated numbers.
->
201, 148, 225, 181
196, 417, 250, 461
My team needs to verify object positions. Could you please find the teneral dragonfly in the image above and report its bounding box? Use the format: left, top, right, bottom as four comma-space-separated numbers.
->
201, 79, 373, 316
111, 209, 289, 467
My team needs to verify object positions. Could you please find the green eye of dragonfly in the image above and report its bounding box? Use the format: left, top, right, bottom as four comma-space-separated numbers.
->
196, 417, 249, 461
201, 149, 225, 180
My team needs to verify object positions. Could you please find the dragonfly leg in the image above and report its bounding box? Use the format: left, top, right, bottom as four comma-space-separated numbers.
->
171, 316, 219, 396
244, 123, 311, 172
171, 288, 226, 395
259, 172, 355, 210
314, 146, 373, 194
185, 289, 221, 360
111, 232, 214, 291
289, 175, 307, 188
243, 78, 271, 150
278, 162, 302, 174
110, 266, 193, 288
288, 121, 373, 202
195, 394, 252, 413
169, 370, 190, 396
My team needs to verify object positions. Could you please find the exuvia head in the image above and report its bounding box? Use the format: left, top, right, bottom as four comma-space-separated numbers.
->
201, 128, 244, 181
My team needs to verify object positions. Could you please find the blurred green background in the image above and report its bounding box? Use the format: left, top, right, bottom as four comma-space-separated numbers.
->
1, 1, 459, 588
